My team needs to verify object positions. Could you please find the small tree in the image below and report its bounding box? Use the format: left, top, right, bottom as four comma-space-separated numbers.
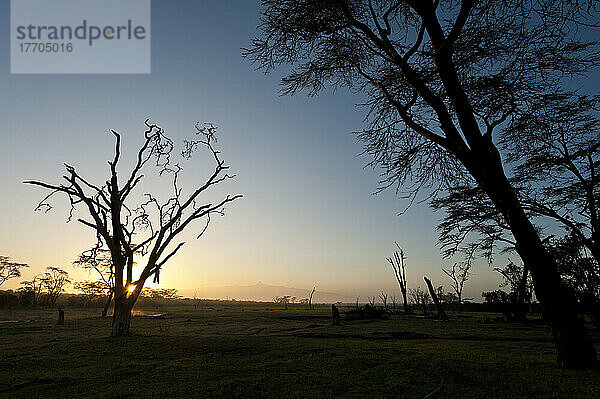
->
379, 291, 388, 309
41, 267, 70, 307
409, 287, 431, 315
387, 242, 409, 313
442, 262, 471, 313
424, 276, 447, 320
25, 120, 241, 336
0, 256, 28, 286
274, 295, 292, 310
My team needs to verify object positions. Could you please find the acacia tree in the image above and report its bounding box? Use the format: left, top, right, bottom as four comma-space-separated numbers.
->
41, 267, 70, 307
442, 262, 470, 313
386, 242, 409, 313
0, 256, 28, 286
431, 93, 599, 275
25, 120, 241, 336
247, 0, 599, 367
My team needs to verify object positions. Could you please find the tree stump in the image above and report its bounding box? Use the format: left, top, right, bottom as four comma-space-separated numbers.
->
57, 307, 64, 325
331, 304, 340, 325
424, 276, 447, 320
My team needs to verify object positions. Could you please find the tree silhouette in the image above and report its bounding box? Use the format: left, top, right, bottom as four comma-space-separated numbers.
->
41, 267, 70, 307
494, 261, 533, 323
19, 274, 44, 306
386, 242, 409, 313
409, 286, 431, 315
432, 93, 599, 268
0, 256, 28, 286
25, 120, 241, 336
247, 0, 599, 367
442, 262, 471, 313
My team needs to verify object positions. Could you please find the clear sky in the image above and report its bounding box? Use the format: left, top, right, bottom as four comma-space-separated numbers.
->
0, 0, 511, 300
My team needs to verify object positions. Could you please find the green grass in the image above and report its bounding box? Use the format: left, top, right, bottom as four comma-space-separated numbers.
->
0, 305, 598, 398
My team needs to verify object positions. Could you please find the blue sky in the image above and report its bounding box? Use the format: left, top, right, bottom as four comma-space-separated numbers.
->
0, 0, 511, 299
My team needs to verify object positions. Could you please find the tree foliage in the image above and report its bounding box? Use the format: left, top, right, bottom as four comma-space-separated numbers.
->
0, 256, 28, 286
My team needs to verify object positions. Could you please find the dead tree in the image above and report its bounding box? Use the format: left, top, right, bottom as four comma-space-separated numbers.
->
25, 120, 241, 336
387, 243, 409, 313
424, 276, 447, 320
442, 263, 471, 313
409, 287, 431, 315
308, 286, 316, 310
368, 296, 376, 307
379, 291, 388, 309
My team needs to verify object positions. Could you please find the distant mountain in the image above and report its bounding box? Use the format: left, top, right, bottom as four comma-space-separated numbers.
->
181, 282, 354, 303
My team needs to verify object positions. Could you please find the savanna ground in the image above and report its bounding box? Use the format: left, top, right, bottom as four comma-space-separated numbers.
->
1, 303, 599, 398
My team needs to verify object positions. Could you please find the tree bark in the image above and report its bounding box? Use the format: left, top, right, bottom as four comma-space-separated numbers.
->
401, 287, 409, 314
471, 145, 598, 368
111, 294, 133, 337
424, 277, 447, 320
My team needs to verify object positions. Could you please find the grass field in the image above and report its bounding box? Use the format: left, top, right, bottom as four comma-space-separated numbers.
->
1, 304, 599, 398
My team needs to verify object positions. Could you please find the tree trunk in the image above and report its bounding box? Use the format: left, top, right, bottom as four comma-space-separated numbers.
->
424, 276, 447, 320
102, 292, 113, 317
457, 294, 462, 314
472, 147, 598, 368
401, 288, 409, 314
111, 295, 133, 337
514, 265, 529, 324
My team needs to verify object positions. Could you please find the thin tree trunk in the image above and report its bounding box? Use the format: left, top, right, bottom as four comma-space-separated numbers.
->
472, 149, 598, 368
401, 288, 409, 314
424, 276, 447, 320
102, 291, 113, 317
